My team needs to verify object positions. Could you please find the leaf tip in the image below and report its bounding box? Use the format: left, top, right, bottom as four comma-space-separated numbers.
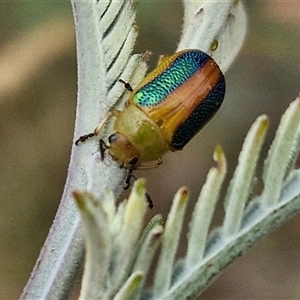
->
73, 190, 87, 210
213, 145, 227, 173
177, 186, 190, 205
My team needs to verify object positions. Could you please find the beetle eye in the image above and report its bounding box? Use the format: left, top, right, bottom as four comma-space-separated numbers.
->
108, 134, 117, 144
129, 157, 139, 166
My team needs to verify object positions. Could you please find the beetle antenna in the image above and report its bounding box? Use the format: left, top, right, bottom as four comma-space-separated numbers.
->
75, 132, 95, 145
75, 111, 114, 146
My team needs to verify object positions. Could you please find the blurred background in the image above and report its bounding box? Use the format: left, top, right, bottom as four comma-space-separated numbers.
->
0, 1, 300, 299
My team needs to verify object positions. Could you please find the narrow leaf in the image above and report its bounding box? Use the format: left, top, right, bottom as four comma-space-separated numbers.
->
153, 187, 189, 298
74, 191, 110, 300
185, 145, 226, 268
223, 115, 269, 236
262, 97, 300, 207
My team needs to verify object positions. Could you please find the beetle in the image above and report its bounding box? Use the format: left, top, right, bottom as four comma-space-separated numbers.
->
76, 49, 225, 172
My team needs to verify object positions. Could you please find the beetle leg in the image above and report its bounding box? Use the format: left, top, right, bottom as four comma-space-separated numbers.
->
99, 139, 109, 161
75, 111, 114, 145
123, 169, 154, 209
156, 54, 168, 67
94, 111, 114, 135
119, 79, 133, 92
135, 158, 162, 170
123, 168, 135, 190
145, 193, 154, 209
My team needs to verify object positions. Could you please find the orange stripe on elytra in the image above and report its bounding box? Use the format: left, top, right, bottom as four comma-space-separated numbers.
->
141, 58, 222, 146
